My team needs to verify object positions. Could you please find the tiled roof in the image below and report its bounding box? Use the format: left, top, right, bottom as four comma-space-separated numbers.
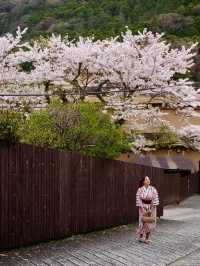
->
134, 155, 198, 173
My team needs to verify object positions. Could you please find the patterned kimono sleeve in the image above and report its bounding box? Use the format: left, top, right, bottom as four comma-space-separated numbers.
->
152, 187, 159, 206
136, 188, 142, 207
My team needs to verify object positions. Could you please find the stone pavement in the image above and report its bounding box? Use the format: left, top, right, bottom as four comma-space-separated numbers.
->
1, 195, 200, 266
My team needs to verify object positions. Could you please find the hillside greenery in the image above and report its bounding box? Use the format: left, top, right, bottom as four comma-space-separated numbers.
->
0, 1, 200, 40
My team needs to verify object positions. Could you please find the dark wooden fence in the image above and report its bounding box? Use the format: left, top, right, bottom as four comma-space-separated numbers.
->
180, 172, 200, 201
0, 142, 199, 250
162, 172, 180, 205
163, 171, 200, 206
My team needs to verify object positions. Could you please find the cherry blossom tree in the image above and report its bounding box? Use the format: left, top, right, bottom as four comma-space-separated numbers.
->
98, 29, 199, 128
102, 29, 197, 99
0, 27, 45, 109
18, 34, 109, 104
0, 27, 27, 87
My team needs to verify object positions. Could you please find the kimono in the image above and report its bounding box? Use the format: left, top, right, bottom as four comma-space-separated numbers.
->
136, 185, 159, 236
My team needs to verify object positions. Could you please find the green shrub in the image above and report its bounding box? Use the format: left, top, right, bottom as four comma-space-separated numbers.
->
154, 124, 180, 149
0, 110, 24, 143
20, 109, 57, 147
21, 102, 130, 159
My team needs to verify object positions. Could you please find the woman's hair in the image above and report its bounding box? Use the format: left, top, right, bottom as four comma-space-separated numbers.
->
138, 177, 145, 188
138, 176, 150, 188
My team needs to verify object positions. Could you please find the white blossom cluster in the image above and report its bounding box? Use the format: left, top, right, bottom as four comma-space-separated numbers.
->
131, 135, 155, 154
179, 125, 200, 151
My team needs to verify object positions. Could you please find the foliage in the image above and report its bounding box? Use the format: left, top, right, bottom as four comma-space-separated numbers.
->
1, 23, 200, 153
1, 27, 200, 148
0, 110, 24, 143
1, 27, 198, 130
154, 124, 180, 149
19, 109, 57, 146
129, 124, 182, 154
1, 0, 200, 43
20, 102, 130, 159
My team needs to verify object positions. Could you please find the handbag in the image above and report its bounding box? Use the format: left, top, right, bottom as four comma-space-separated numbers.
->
142, 210, 155, 223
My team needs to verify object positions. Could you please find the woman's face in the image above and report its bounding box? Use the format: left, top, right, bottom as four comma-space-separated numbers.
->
144, 176, 150, 186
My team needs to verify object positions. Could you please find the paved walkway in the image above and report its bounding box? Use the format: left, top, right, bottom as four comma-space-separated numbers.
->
1, 195, 200, 266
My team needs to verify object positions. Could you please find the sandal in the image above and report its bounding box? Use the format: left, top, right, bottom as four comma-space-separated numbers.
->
139, 237, 144, 243
144, 239, 151, 244
138, 234, 144, 242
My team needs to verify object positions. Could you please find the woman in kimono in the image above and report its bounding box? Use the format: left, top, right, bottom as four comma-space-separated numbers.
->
136, 176, 159, 244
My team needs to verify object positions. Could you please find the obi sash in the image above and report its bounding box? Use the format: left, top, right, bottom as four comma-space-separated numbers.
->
142, 199, 152, 204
